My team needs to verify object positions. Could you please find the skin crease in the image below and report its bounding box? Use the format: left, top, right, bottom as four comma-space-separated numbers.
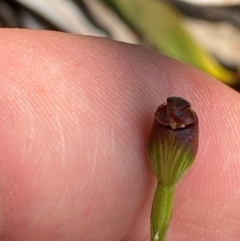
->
0, 29, 239, 241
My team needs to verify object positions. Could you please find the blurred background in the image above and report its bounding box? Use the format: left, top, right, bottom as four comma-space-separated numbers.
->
2, 0, 240, 89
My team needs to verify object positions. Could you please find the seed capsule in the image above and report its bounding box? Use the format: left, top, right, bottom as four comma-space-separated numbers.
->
148, 97, 198, 186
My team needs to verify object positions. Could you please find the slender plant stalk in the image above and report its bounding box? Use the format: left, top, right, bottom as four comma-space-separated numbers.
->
151, 184, 175, 241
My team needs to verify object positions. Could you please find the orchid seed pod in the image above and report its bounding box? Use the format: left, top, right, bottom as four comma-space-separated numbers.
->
148, 97, 199, 241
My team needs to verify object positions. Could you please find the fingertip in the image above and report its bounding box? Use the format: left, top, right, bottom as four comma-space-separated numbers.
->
0, 29, 239, 241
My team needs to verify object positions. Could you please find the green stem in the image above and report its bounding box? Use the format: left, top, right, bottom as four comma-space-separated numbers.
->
151, 184, 175, 241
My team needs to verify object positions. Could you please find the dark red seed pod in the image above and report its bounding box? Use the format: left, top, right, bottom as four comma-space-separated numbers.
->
148, 97, 199, 186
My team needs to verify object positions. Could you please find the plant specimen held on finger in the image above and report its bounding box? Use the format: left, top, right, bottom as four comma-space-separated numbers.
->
148, 97, 199, 241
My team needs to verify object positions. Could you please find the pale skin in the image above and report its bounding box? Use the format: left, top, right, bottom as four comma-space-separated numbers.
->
0, 29, 239, 241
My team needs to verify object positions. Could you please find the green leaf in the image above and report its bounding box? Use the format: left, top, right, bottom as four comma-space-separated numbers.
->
104, 0, 236, 85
